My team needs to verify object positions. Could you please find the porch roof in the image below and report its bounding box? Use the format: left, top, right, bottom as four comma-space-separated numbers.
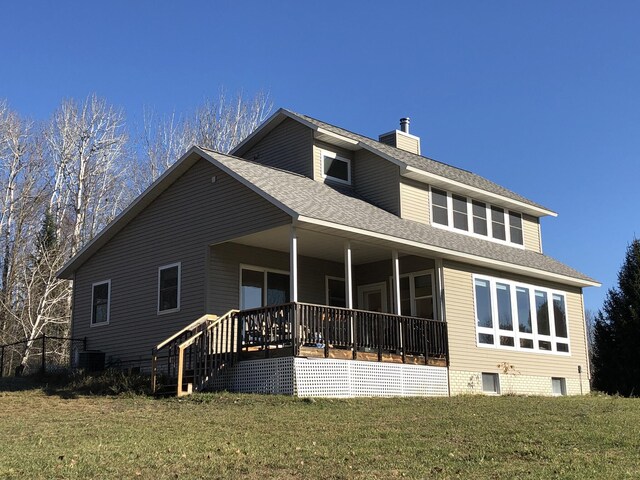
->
201, 148, 598, 288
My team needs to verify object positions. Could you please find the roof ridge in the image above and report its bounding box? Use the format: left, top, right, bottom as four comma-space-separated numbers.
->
198, 145, 311, 180
282, 109, 476, 175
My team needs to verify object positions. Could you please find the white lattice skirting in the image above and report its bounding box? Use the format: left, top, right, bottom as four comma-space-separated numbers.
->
211, 357, 449, 397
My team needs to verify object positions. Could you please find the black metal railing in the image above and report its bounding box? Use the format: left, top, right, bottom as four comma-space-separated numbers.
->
238, 302, 448, 364
0, 335, 87, 377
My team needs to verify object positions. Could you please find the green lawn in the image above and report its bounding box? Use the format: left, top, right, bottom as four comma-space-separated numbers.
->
0, 380, 639, 479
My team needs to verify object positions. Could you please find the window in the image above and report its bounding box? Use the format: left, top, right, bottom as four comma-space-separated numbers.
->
551, 377, 567, 396
491, 206, 506, 240
430, 188, 525, 246
431, 188, 448, 226
393, 271, 435, 318
482, 373, 500, 394
509, 211, 523, 245
452, 194, 468, 230
241, 266, 290, 309
472, 200, 488, 236
321, 150, 351, 185
158, 263, 180, 314
91, 280, 111, 326
326, 277, 346, 307
473, 275, 570, 355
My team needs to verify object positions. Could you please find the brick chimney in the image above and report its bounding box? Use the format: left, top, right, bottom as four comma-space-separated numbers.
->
378, 117, 421, 155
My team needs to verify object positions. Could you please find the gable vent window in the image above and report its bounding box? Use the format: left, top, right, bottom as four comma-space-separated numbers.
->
430, 188, 525, 247
321, 150, 351, 185
158, 263, 181, 314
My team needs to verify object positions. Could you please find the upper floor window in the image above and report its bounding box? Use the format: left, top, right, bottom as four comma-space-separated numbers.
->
321, 150, 351, 185
158, 263, 181, 314
91, 280, 111, 326
473, 275, 570, 355
430, 188, 524, 246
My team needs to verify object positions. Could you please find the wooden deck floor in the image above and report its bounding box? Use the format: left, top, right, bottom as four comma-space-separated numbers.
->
239, 345, 446, 367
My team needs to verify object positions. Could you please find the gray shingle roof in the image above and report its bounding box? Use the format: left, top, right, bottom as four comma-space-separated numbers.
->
282, 110, 551, 212
203, 149, 595, 284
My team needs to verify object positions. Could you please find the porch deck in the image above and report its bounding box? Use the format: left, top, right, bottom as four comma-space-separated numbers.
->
238, 302, 448, 367
151, 302, 448, 396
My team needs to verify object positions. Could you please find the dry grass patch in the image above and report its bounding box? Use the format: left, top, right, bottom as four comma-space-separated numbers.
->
0, 384, 639, 479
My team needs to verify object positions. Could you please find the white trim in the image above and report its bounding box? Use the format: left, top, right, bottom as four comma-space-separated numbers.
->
157, 262, 181, 315
392, 250, 401, 315
316, 127, 359, 145
90, 280, 111, 327
325, 275, 346, 307
294, 216, 600, 288
430, 187, 525, 249
239, 264, 290, 309
357, 282, 388, 313
472, 274, 571, 356
344, 241, 353, 309
320, 149, 351, 185
290, 225, 298, 302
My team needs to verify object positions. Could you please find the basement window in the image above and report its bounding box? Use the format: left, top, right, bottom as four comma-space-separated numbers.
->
482, 373, 500, 394
551, 377, 567, 396
321, 150, 351, 185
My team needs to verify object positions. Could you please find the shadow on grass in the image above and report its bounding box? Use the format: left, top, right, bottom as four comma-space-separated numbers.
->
0, 370, 153, 399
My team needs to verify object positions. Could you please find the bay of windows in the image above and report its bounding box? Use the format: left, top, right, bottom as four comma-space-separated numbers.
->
473, 275, 569, 354
431, 188, 524, 246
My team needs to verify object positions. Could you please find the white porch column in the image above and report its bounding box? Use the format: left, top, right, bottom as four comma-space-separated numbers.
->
434, 258, 446, 322
290, 225, 298, 302
344, 240, 353, 309
392, 250, 401, 315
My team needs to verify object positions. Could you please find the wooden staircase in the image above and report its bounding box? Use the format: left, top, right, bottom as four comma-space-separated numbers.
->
151, 310, 239, 396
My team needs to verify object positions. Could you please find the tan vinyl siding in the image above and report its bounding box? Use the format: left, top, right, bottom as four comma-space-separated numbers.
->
395, 133, 420, 154
72, 159, 291, 366
313, 140, 354, 183
242, 117, 314, 178
443, 260, 588, 381
523, 214, 542, 253
352, 149, 400, 215
399, 178, 430, 224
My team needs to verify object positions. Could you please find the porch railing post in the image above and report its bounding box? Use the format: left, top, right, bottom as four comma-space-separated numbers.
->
400, 318, 406, 364
377, 314, 382, 362
291, 303, 298, 356
351, 312, 356, 360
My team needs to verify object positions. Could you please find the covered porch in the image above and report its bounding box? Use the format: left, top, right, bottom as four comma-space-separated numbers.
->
210, 221, 449, 367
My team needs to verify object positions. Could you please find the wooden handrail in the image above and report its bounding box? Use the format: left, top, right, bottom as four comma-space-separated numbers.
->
154, 314, 217, 351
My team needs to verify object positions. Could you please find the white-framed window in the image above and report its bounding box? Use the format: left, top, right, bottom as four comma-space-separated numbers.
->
551, 377, 567, 396
325, 276, 346, 307
91, 280, 111, 326
473, 274, 570, 355
321, 149, 351, 185
158, 263, 181, 314
430, 187, 524, 247
240, 265, 290, 310
482, 372, 500, 394
390, 270, 435, 318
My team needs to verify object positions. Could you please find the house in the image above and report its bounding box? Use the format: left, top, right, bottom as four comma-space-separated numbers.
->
57, 109, 599, 397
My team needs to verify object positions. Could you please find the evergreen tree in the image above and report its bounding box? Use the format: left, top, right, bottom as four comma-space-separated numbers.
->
592, 238, 640, 396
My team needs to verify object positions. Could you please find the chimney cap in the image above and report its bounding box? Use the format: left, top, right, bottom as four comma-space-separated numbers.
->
399, 117, 410, 133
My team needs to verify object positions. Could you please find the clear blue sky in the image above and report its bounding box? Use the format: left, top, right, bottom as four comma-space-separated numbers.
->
2, 1, 639, 313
